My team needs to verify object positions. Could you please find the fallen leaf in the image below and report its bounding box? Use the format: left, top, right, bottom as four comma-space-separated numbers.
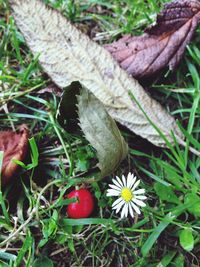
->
57, 82, 128, 178
9, 0, 184, 147
105, 0, 200, 79
0, 125, 29, 186
77, 82, 128, 177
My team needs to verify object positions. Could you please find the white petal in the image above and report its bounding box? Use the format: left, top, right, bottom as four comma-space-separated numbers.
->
127, 172, 133, 178
132, 179, 140, 190
112, 178, 123, 189
113, 200, 124, 211
127, 173, 134, 188
116, 176, 124, 187
128, 176, 137, 189
134, 188, 145, 195
131, 202, 141, 215
132, 198, 146, 207
135, 195, 147, 200
122, 175, 127, 187
115, 201, 125, 214
108, 184, 121, 191
128, 203, 134, 218
106, 189, 121, 197
112, 197, 123, 208
121, 203, 128, 218
125, 203, 129, 217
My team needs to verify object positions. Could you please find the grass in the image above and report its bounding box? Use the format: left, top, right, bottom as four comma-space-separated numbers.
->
0, 0, 200, 266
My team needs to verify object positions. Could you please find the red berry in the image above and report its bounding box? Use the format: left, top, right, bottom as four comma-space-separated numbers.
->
67, 188, 94, 219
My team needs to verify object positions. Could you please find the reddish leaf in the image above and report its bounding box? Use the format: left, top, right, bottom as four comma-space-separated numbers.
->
105, 0, 200, 79
0, 125, 29, 186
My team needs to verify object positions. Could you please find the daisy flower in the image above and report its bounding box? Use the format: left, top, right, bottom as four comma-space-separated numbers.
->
106, 173, 147, 218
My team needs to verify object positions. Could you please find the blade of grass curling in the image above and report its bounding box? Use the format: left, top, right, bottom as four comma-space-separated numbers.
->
29, 137, 39, 169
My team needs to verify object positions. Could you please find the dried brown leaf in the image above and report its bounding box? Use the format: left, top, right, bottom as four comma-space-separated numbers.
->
105, 0, 200, 78
0, 125, 29, 186
9, 0, 184, 147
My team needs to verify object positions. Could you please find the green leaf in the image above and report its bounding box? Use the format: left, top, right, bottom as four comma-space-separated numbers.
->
33, 256, 54, 267
42, 210, 58, 240
60, 218, 114, 226
154, 182, 180, 204
0, 251, 16, 261
184, 193, 200, 217
47, 210, 58, 236
29, 137, 39, 168
172, 254, 184, 267
68, 238, 75, 253
160, 251, 176, 267
76, 158, 89, 172
54, 197, 77, 208
0, 262, 10, 267
38, 238, 48, 248
14, 137, 39, 170
0, 191, 10, 225
56, 233, 67, 245
179, 228, 194, 252
15, 232, 33, 266
61, 224, 73, 234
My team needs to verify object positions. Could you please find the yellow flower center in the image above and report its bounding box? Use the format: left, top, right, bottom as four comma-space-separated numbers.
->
121, 188, 133, 202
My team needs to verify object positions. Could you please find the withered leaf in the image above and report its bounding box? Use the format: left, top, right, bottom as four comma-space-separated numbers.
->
77, 83, 128, 178
0, 125, 29, 186
58, 82, 128, 178
105, 0, 200, 79
9, 0, 184, 147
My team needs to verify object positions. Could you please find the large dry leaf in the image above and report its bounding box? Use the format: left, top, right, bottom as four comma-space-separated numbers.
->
105, 0, 200, 79
9, 0, 184, 147
0, 125, 29, 186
